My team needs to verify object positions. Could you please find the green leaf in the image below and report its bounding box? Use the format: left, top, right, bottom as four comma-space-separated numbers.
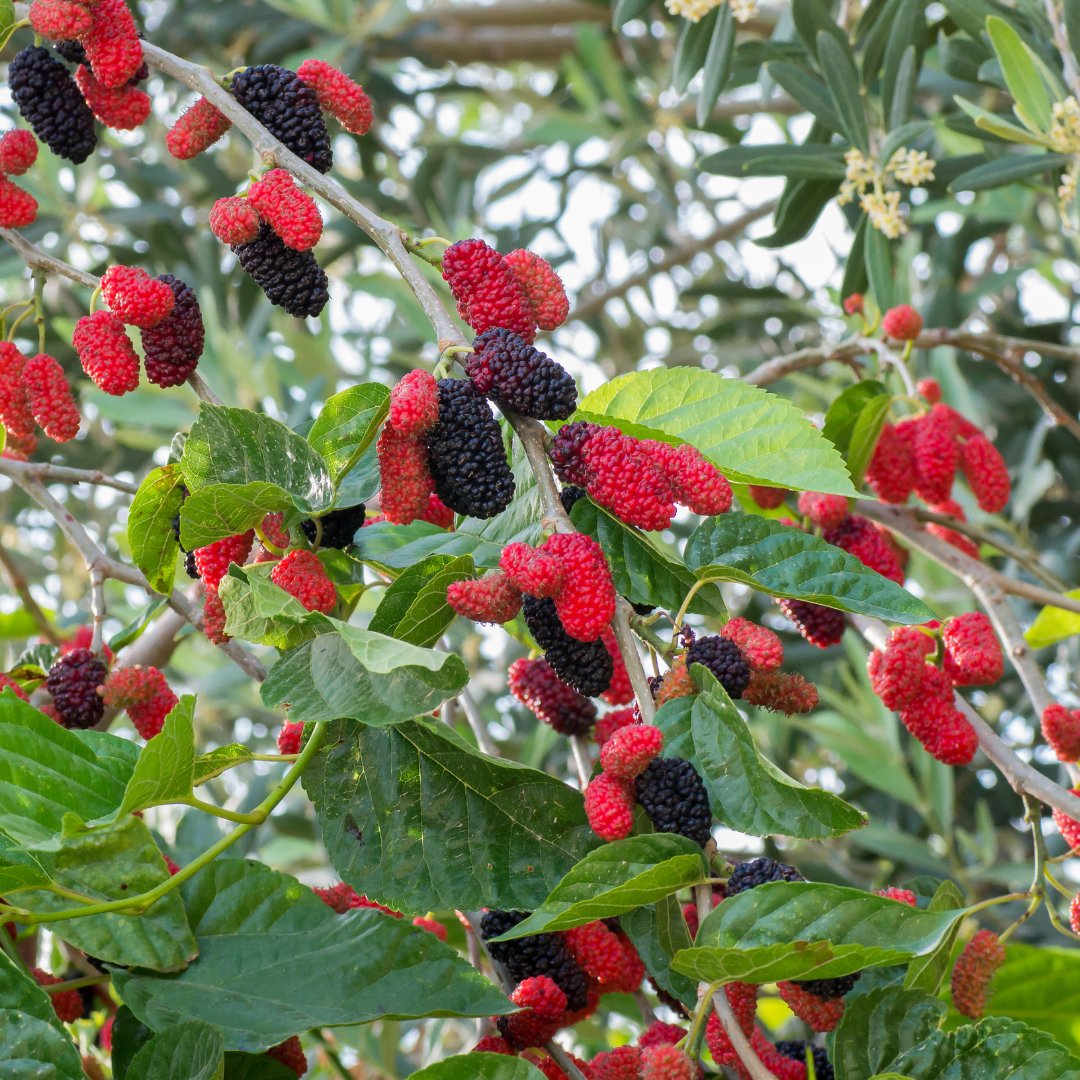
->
94, 696, 196, 824
575, 368, 858, 496
109, 597, 170, 653
0, 695, 131, 844
0, 833, 50, 893
685, 667, 867, 839
674, 882, 970, 986
260, 619, 469, 725
489, 835, 710, 939
1068, 1, 1080, 66
181, 404, 334, 515
822, 380, 887, 456
766, 63, 842, 132
218, 564, 319, 651
128, 464, 185, 596
179, 483, 294, 550
192, 745, 253, 786
0, 0, 16, 54
952, 95, 1056, 147
888, 44, 917, 130
697, 3, 736, 127
612, 0, 650, 30
368, 554, 474, 647
304, 716, 602, 913
354, 520, 505, 572
684, 514, 934, 621
114, 858, 513, 1052
17, 815, 197, 971
621, 904, 697, 1008
127, 1021, 225, 1080
1024, 589, 1080, 648
0, 953, 87, 1079
986, 15, 1052, 132
882, 0, 924, 128
409, 1054, 548, 1080
222, 1053, 298, 1080
861, 0, 902, 87
818, 32, 869, 153
865, 222, 894, 312
306, 382, 390, 487
841, 213, 870, 300
112, 1005, 155, 1080
947, 152, 1073, 191
698, 144, 849, 179
757, 178, 840, 249
792, 0, 847, 60
846, 394, 892, 488
570, 499, 725, 618
903, 879, 964, 994
673, 7, 716, 94
738, 154, 848, 179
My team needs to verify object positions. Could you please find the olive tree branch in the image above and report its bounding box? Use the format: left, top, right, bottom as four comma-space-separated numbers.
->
1042, 0, 1080, 101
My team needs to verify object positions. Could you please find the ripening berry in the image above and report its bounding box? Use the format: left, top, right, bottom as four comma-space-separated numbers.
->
778, 599, 845, 648
500, 542, 566, 599
610, 929, 645, 993
167, 96, 232, 158
389, 369, 440, 435
127, 672, 179, 740
296, 58, 373, 135
447, 574, 522, 624
534, 1053, 593, 1080
1041, 703, 1080, 763
686, 634, 751, 699
142, 274, 204, 388
202, 585, 229, 643
898, 684, 978, 766
867, 626, 934, 710
639, 1021, 688, 1049
313, 882, 402, 915
266, 1035, 308, 1077
563, 921, 626, 985
876, 887, 917, 906
24, 354, 81, 441
75, 64, 150, 129
271, 549, 337, 613
102, 664, 161, 708
1052, 789, 1080, 851
0, 342, 36, 437
950, 929, 1005, 1019
720, 618, 783, 673
925, 498, 981, 560
942, 611, 1003, 686
600, 724, 663, 779
2, 430, 37, 461
599, 626, 633, 706
209, 195, 260, 245
797, 491, 848, 530
31, 968, 83, 1023
247, 169, 323, 251
521, 596, 613, 698
442, 238, 536, 341
917, 377, 941, 403
466, 328, 577, 421
101, 265, 176, 329
412, 915, 446, 940
655, 657, 697, 707
590, 1046, 641, 1080
823, 514, 905, 584
842, 293, 864, 315
0, 175, 37, 228
73, 311, 140, 396
776, 981, 844, 1032
498, 976, 566, 1049
503, 249, 569, 331
959, 433, 1010, 514
46, 647, 106, 729
83, 0, 143, 88
644, 440, 732, 516
0, 130, 37, 176
260, 512, 290, 551
640, 1044, 694, 1080
594, 707, 636, 746
508, 656, 595, 736
540, 532, 617, 643
746, 484, 788, 509
911, 411, 959, 506
930, 401, 982, 441
585, 772, 635, 841
866, 422, 915, 504
473, 1036, 516, 1056
0, 674, 29, 701
749, 1030, 809, 1080
29, 0, 93, 40
881, 303, 923, 341
377, 424, 435, 524
194, 530, 254, 588
743, 670, 818, 714
419, 492, 454, 529
278, 720, 303, 755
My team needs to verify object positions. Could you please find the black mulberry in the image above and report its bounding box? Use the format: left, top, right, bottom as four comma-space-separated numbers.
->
778, 599, 846, 649
790, 972, 861, 1000
685, 635, 751, 700
521, 596, 612, 698
480, 909, 588, 1011
465, 328, 577, 421
559, 486, 588, 517
45, 648, 107, 729
634, 757, 713, 847
774, 1041, 834, 1080
424, 378, 514, 519
9, 46, 97, 164
302, 504, 366, 550
232, 222, 329, 318
141, 275, 204, 388
727, 857, 805, 895
230, 64, 332, 174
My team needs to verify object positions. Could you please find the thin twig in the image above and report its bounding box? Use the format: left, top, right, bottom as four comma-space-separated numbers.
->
569, 735, 592, 789
458, 688, 500, 757
1043, 0, 1080, 100
0, 458, 139, 494
0, 544, 61, 644
742, 339, 868, 386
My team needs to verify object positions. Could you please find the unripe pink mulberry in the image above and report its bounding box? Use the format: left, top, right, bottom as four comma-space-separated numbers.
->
0, 176, 37, 228
942, 611, 1003, 686
75, 64, 150, 129
73, 310, 140, 395
0, 342, 36, 436
24, 354, 81, 441
247, 169, 322, 251
29, 0, 93, 40
797, 491, 849, 530
720, 617, 783, 672
540, 532, 616, 642
2, 431, 38, 461
83, 0, 143, 88
925, 498, 980, 559
959, 433, 1010, 513
376, 424, 434, 524
102, 664, 163, 708
503, 249, 568, 332
441, 238, 536, 342
594, 707, 637, 746
202, 585, 230, 644
32, 968, 83, 1024
776, 981, 844, 1032
419, 492, 454, 529
950, 929, 1005, 1019
446, 574, 522, 623
0, 130, 38, 176
898, 666, 978, 765
930, 401, 981, 441
866, 422, 915, 504
881, 303, 923, 341
1072, 893, 1080, 934
126, 670, 178, 740
389, 369, 439, 435
917, 377, 941, 403
1042, 703, 1080, 763
209, 196, 260, 245
644, 440, 732, 516
585, 772, 635, 841
101, 265, 175, 328
640, 1044, 694, 1080
278, 720, 304, 755
639, 1020, 688, 1049
877, 886, 917, 905
1053, 789, 1080, 850
296, 59, 373, 135
843, 293, 864, 314
166, 96, 232, 159
654, 657, 697, 706
563, 921, 626, 985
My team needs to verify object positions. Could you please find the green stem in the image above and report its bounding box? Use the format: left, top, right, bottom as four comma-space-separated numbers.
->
672, 578, 719, 635
679, 979, 720, 1059
0, 723, 327, 925
180, 795, 265, 824
0, 925, 30, 978
6, 305, 35, 341
963, 891, 1033, 918
32, 269, 46, 355
42, 973, 110, 994
88, 285, 102, 313
632, 620, 677, 657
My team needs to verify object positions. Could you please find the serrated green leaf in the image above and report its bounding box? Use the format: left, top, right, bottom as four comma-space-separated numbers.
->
127, 1021, 225, 1080
823, 381, 889, 455
192, 745, 253, 787
128, 464, 185, 596
818, 32, 869, 153
223, 1052, 298, 1080
409, 1054, 548, 1080
684, 514, 934, 621
304, 716, 602, 913
575, 368, 858, 496
986, 15, 1052, 132
686, 667, 867, 839
0, 953, 87, 1079
369, 554, 474, 647
307, 381, 390, 486
18, 814, 196, 970
903, 879, 964, 993
621, 904, 697, 1008
353, 520, 505, 572
490, 835, 709, 939
947, 152, 1073, 191
114, 857, 513, 1051
179, 482, 294, 550
182, 405, 334, 515
0, 833, 50, 893
697, 2, 736, 127
1024, 589, 1080, 648
218, 564, 319, 650
570, 499, 725, 618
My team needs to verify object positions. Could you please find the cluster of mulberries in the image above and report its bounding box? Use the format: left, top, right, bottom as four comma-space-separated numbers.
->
0, 347, 81, 445
102, 664, 178, 739
45, 647, 107, 729
215, 169, 323, 253
464, 328, 577, 420
0, 128, 39, 228
550, 422, 731, 532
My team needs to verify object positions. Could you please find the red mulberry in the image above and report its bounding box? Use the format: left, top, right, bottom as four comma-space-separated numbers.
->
959, 433, 1010, 513
898, 667, 978, 765
911, 411, 959, 506
498, 976, 566, 1049
0, 674, 29, 701
778, 599, 845, 648
141, 274, 204, 388
102, 664, 162, 707
73, 310, 139, 395
720, 618, 783, 673
29, 0, 93, 41
1041, 703, 1080, 763
0, 130, 38, 175
24, 353, 81, 441
1053, 789, 1080, 850
640, 1045, 694, 1080
32, 968, 83, 1023
296, 59, 373, 136
271, 549, 337, 613
877, 886, 917, 905
441, 238, 536, 342
823, 514, 904, 584
266, 1035, 308, 1076
867, 625, 933, 710
247, 168, 322, 251
202, 586, 230, 643
644, 440, 732, 516
278, 720, 304, 755
776, 981, 844, 1032
746, 485, 788, 509
466, 327, 577, 420
600, 625, 633, 706
447, 574, 522, 624
843, 293, 864, 315
508, 656, 595, 736
654, 657, 696, 707
881, 303, 923, 341
194, 530, 255, 588
942, 611, 1003, 686
474, 1036, 516, 1056
917, 377, 941, 403
541, 533, 616, 642
639, 1020, 688, 1049
925, 499, 980, 560
0, 176, 37, 228
83, 0, 143, 88
101, 265, 176, 328
563, 921, 626, 985
127, 672, 179, 740
2, 431, 37, 460
500, 542, 566, 598
594, 707, 636, 746
420, 492, 454, 529
591, 1046, 641, 1080
585, 772, 635, 841
377, 424, 434, 524
0, 342, 36, 437
389, 369, 439, 435
209, 196, 259, 245
950, 929, 1005, 1019
600, 723, 662, 779
1072, 893, 1080, 934
166, 96, 232, 159
75, 64, 150, 129
866, 422, 915, 504
797, 491, 849, 530
503, 249, 568, 331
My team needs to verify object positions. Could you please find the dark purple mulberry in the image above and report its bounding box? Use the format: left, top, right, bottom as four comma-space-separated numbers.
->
465, 328, 577, 420
634, 757, 713, 847
685, 635, 751, 700
521, 596, 612, 698
301, 504, 366, 549
9, 46, 96, 164
778, 599, 846, 649
141, 275, 204, 388
232, 222, 329, 318
727, 857, 805, 895
45, 648, 107, 729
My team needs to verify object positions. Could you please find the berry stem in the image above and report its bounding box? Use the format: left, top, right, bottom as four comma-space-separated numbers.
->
672, 577, 721, 637
34, 972, 111, 994
680, 978, 723, 1059
180, 795, 266, 824
88, 284, 102, 313
31, 267, 45, 354
6, 303, 34, 340
0, 297, 33, 337
0, 18, 30, 54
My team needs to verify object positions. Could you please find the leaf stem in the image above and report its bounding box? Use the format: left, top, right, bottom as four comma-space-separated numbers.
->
41, 972, 111, 994
0, 923, 31, 978
179, 795, 265, 824
32, 268, 45, 354
672, 578, 720, 636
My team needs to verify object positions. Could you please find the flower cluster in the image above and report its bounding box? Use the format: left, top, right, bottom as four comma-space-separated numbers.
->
664, 0, 758, 23
838, 146, 935, 238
